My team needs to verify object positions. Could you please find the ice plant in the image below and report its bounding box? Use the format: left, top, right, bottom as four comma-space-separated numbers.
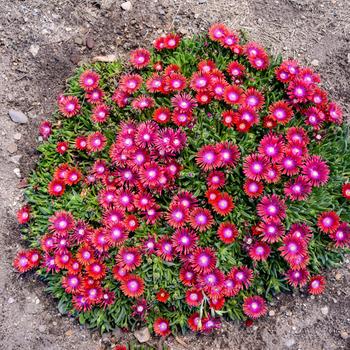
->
13, 24, 350, 337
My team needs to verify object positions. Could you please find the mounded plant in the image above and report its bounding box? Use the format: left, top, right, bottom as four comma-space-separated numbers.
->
14, 23, 350, 336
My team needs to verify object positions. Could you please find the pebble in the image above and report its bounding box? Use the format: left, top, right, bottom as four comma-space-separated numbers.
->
340, 331, 349, 340
335, 272, 342, 280
8, 297, 15, 304
198, 0, 207, 3
121, 1, 132, 11
8, 109, 28, 124
268, 310, 275, 316
92, 54, 117, 62
134, 327, 151, 343
10, 155, 22, 165
35, 298, 40, 304
14, 168, 21, 178
311, 59, 319, 66
285, 338, 296, 347
347, 53, 350, 64
321, 306, 329, 315
257, 18, 263, 24
29, 44, 40, 57
38, 325, 46, 333
7, 143, 18, 154
13, 132, 22, 140
86, 37, 95, 49
286, 311, 292, 316
74, 37, 84, 45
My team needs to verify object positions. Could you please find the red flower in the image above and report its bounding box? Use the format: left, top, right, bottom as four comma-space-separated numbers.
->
17, 206, 30, 224
211, 192, 235, 216
308, 275, 326, 295
56, 141, 68, 154
172, 228, 198, 255
91, 104, 109, 123
207, 171, 226, 189
243, 154, 268, 181
13, 250, 33, 273
268, 101, 293, 124
248, 241, 271, 261
130, 48, 150, 69
208, 23, 228, 41
153, 317, 171, 337
86, 131, 107, 152
241, 87, 265, 110
120, 274, 145, 298
188, 312, 201, 331
75, 136, 87, 150
116, 247, 142, 271
189, 208, 214, 232
49, 210, 74, 235
86, 262, 106, 280
156, 289, 170, 303
62, 274, 83, 294
153, 107, 171, 124
257, 194, 286, 223
302, 155, 330, 187
242, 296, 267, 319
317, 211, 340, 234
285, 268, 310, 287
190, 247, 217, 273
243, 179, 264, 198
39, 120, 52, 139
119, 74, 143, 94
330, 222, 350, 248
185, 289, 203, 306
79, 70, 100, 91
58, 95, 80, 117
341, 183, 350, 200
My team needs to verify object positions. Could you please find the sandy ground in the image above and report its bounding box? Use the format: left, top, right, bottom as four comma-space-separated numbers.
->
0, 0, 349, 349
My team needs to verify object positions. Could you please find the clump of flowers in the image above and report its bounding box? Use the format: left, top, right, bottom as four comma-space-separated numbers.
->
14, 23, 350, 336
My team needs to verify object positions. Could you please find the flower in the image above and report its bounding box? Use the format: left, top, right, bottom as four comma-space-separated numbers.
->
285, 268, 310, 287
17, 206, 30, 224
56, 141, 68, 154
330, 222, 350, 247
288, 223, 313, 242
189, 208, 214, 232
153, 107, 171, 124
131, 95, 155, 110
185, 289, 203, 306
258, 133, 285, 162
243, 154, 268, 181
91, 104, 109, 123
243, 179, 264, 198
287, 79, 311, 103
342, 183, 350, 200
211, 192, 235, 216
152, 289, 170, 305
153, 317, 171, 337
119, 74, 143, 94
317, 211, 340, 234
164, 33, 181, 49
86, 87, 104, 104
79, 70, 100, 91
116, 247, 142, 271
207, 171, 226, 189
130, 48, 150, 69
284, 176, 312, 201
241, 88, 265, 110
120, 274, 145, 298
259, 220, 284, 243
172, 228, 198, 255
49, 211, 74, 235
257, 195, 286, 223
191, 247, 217, 273
227, 61, 246, 78
39, 120, 52, 139
58, 96, 80, 117
248, 241, 271, 261
208, 23, 228, 41
62, 274, 83, 294
242, 296, 267, 319
268, 101, 293, 124
86, 132, 107, 152
279, 235, 307, 267
216, 142, 240, 167
75, 136, 87, 150
308, 275, 326, 295
13, 250, 33, 272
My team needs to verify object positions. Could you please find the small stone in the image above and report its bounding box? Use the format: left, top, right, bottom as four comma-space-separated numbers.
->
65, 329, 73, 337
286, 311, 292, 316
7, 143, 18, 154
14, 168, 21, 178
74, 37, 84, 45
335, 272, 342, 280
134, 327, 151, 343
257, 18, 263, 24
70, 53, 81, 65
13, 132, 22, 140
321, 306, 329, 315
29, 44, 40, 57
101, 0, 115, 9
86, 37, 95, 49
340, 331, 349, 340
347, 53, 350, 64
285, 338, 295, 347
38, 325, 46, 333
121, 1, 132, 11
35, 298, 40, 304
8, 297, 15, 304
198, 0, 207, 3
92, 54, 117, 62
53, 321, 57, 326
311, 59, 319, 66
9, 109, 28, 124
10, 155, 22, 164
268, 310, 275, 316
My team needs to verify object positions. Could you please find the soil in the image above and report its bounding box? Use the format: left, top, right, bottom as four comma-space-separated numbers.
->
0, 0, 349, 349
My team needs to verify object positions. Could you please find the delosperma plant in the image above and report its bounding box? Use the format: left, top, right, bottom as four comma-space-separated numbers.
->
14, 23, 350, 336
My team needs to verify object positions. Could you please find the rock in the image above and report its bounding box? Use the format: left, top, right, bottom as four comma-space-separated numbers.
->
101, 333, 111, 344
14, 168, 21, 178
70, 53, 81, 65
74, 37, 84, 45
257, 18, 263, 24
268, 310, 275, 316
121, 1, 132, 11
340, 330, 349, 340
311, 59, 319, 66
335, 272, 342, 280
134, 327, 151, 343
92, 54, 117, 62
198, 0, 207, 3
9, 109, 28, 124
347, 53, 350, 64
10, 155, 22, 164
86, 37, 95, 49
286, 310, 292, 316
101, 0, 115, 9
35, 297, 40, 304
13, 132, 22, 140
285, 338, 295, 347
7, 143, 18, 154
29, 44, 40, 57
321, 306, 329, 315
38, 325, 46, 333
8, 297, 15, 304
65, 329, 73, 337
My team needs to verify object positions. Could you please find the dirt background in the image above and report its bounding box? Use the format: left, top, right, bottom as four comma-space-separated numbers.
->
1, 0, 349, 349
